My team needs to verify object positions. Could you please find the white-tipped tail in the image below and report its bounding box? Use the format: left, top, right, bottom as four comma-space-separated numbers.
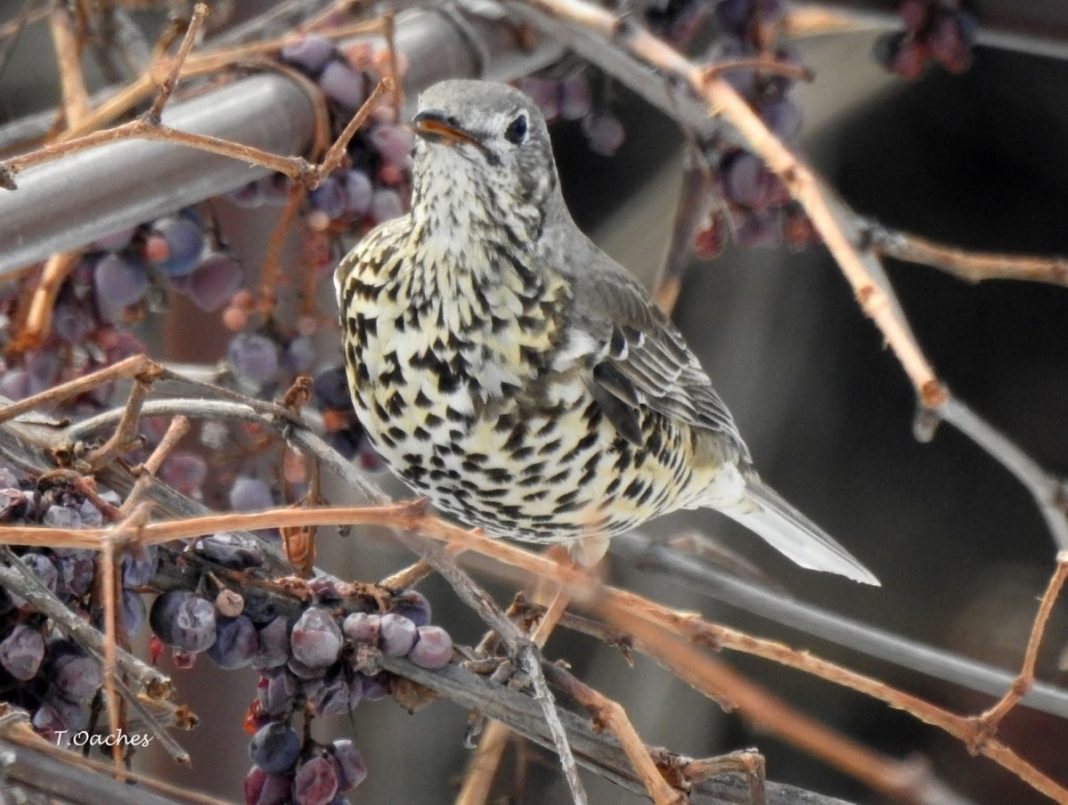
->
725, 482, 880, 586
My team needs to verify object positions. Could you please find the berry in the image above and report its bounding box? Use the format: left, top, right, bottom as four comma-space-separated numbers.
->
0, 625, 44, 680
319, 61, 365, 109
293, 756, 339, 805
94, 254, 148, 308
389, 590, 431, 627
290, 608, 342, 668
281, 36, 336, 73
331, 740, 368, 791
150, 590, 217, 652
342, 612, 380, 644
249, 722, 301, 774
187, 253, 244, 312
229, 334, 281, 386
149, 216, 205, 277
407, 625, 453, 670
378, 613, 417, 657
245, 767, 292, 805
230, 478, 274, 512
253, 617, 291, 669
208, 615, 259, 669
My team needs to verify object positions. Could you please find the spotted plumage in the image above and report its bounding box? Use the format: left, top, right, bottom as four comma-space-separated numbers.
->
335, 80, 878, 584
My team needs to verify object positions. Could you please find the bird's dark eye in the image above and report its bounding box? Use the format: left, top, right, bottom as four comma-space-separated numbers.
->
504, 113, 528, 145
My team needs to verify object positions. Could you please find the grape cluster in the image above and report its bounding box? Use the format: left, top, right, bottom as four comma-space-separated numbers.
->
267, 34, 412, 235
690, 0, 816, 255
242, 587, 454, 804
0, 466, 154, 742
874, 0, 977, 80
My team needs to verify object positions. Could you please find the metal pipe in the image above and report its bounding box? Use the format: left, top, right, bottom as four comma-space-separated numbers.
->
0, 7, 564, 276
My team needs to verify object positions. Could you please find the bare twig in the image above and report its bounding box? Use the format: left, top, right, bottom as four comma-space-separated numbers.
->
0, 354, 158, 425
651, 159, 714, 314
259, 181, 307, 318
390, 530, 589, 805
866, 223, 1068, 288
546, 663, 685, 804
971, 552, 1068, 744
48, 5, 90, 129
17, 250, 81, 350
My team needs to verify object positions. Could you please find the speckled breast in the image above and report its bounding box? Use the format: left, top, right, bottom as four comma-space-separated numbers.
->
336, 230, 713, 543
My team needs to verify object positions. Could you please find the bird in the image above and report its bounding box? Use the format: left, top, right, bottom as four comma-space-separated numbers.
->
334, 79, 878, 584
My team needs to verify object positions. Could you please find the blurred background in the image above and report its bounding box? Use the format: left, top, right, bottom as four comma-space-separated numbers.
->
2, 1, 1068, 803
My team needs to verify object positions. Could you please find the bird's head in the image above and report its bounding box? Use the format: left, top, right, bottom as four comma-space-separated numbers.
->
409, 80, 561, 241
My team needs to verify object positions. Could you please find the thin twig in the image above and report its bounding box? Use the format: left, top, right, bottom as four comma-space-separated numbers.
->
867, 223, 1068, 288
48, 5, 90, 129
258, 182, 307, 318
971, 552, 1068, 743
143, 3, 207, 125
545, 663, 684, 804
0, 354, 157, 424
17, 250, 81, 350
83, 374, 156, 469
390, 530, 588, 805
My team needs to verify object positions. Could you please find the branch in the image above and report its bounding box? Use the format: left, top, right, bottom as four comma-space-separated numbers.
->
866, 223, 1068, 288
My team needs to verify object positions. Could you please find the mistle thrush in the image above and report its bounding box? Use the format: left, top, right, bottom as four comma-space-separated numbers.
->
335, 80, 878, 584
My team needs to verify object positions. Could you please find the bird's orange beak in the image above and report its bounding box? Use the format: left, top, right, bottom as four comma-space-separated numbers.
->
412, 110, 482, 149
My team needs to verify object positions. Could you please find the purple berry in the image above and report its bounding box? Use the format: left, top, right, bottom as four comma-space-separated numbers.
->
229, 334, 281, 386
287, 336, 317, 373
369, 124, 413, 166
369, 188, 403, 223
123, 589, 147, 634
0, 625, 44, 680
249, 722, 301, 774
281, 35, 336, 73
0, 370, 30, 401
121, 546, 159, 587
160, 451, 208, 496
342, 612, 380, 644
319, 61, 365, 109
197, 532, 265, 570
331, 740, 367, 791
407, 625, 453, 669
55, 549, 95, 598
290, 607, 342, 668
558, 75, 592, 120
378, 613, 417, 657
230, 478, 274, 512
208, 615, 258, 669
305, 676, 352, 716
359, 672, 390, 700
310, 175, 347, 220
389, 590, 431, 627
149, 216, 205, 277
312, 366, 351, 410
53, 650, 101, 704
150, 590, 217, 652
293, 756, 339, 805
245, 767, 292, 805
253, 617, 291, 669
583, 113, 625, 156
187, 253, 243, 312
343, 170, 373, 217
94, 254, 148, 307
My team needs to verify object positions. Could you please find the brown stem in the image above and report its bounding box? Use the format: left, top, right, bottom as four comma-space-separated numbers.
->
49, 6, 90, 128
869, 225, 1068, 288
971, 554, 1068, 743
0, 354, 158, 424
546, 663, 685, 804
16, 250, 81, 350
